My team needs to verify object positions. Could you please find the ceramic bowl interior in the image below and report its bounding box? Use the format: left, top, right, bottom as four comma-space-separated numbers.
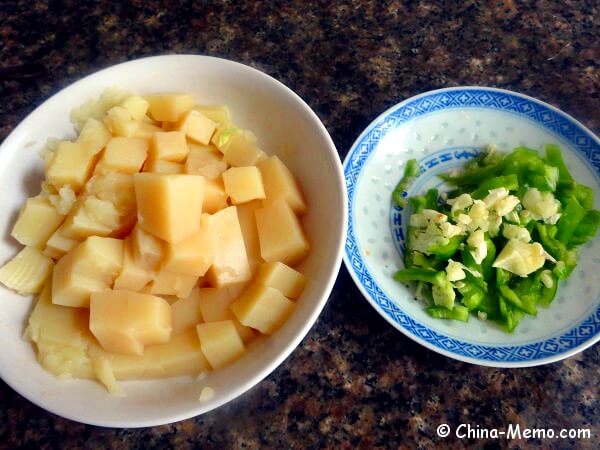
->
0, 55, 347, 427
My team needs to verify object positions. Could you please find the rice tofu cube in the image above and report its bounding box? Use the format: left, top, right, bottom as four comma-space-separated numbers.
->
176, 110, 217, 145
11, 195, 65, 248
90, 290, 172, 356
145, 93, 195, 122
206, 206, 251, 287
255, 199, 310, 265
134, 173, 205, 243
222, 166, 265, 205
230, 283, 295, 335
196, 320, 245, 369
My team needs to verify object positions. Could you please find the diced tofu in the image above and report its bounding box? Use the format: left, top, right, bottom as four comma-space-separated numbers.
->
176, 110, 217, 145
203, 178, 228, 214
96, 137, 148, 174
46, 141, 99, 191
103, 106, 139, 137
134, 173, 205, 243
255, 199, 310, 265
163, 214, 214, 276
69, 236, 124, 284
77, 119, 112, 155
92, 357, 122, 395
0, 246, 54, 295
145, 94, 195, 122
185, 143, 228, 180
196, 320, 245, 369
52, 252, 108, 307
120, 95, 150, 121
236, 200, 264, 274
258, 156, 307, 214
159, 330, 210, 377
28, 283, 95, 379
197, 286, 255, 343
11, 195, 65, 248
206, 206, 252, 287
44, 225, 80, 260
105, 345, 163, 379
230, 283, 295, 334
149, 131, 189, 162
61, 197, 127, 240
130, 224, 165, 271
218, 130, 264, 167
255, 261, 307, 299
193, 105, 231, 125
90, 290, 172, 355
222, 166, 266, 204
133, 121, 163, 139
150, 268, 198, 299
113, 238, 155, 291
144, 159, 184, 174
171, 288, 203, 335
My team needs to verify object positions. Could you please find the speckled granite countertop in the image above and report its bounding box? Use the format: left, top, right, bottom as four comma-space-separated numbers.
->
1, 1, 598, 448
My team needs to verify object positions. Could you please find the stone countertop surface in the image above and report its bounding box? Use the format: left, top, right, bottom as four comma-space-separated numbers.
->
0, 1, 598, 449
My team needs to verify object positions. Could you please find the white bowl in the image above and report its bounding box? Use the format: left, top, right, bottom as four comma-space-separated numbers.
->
344, 87, 600, 367
0, 55, 347, 427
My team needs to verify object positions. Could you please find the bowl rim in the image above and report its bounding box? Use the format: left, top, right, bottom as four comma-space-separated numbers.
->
0, 54, 348, 427
343, 85, 600, 368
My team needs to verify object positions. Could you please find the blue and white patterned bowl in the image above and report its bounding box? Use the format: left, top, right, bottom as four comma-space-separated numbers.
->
343, 87, 600, 367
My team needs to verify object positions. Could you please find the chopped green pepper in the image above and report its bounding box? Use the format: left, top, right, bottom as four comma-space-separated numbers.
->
392, 159, 419, 208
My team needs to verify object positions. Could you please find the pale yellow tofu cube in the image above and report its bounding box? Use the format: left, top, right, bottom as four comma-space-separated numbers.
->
159, 330, 210, 377
106, 346, 163, 379
255, 261, 307, 299
203, 178, 228, 214
90, 290, 172, 355
113, 238, 155, 291
103, 106, 140, 137
193, 104, 231, 125
130, 224, 165, 271
236, 200, 264, 274
206, 206, 252, 287
44, 225, 80, 260
255, 199, 310, 265
185, 143, 228, 180
46, 141, 99, 191
135, 173, 205, 243
69, 236, 124, 285
145, 94, 195, 122
171, 287, 203, 335
176, 110, 217, 145
149, 131, 189, 162
143, 159, 184, 174
150, 268, 198, 299
197, 286, 255, 343
196, 320, 245, 369
28, 283, 95, 379
96, 137, 148, 174
11, 195, 65, 248
52, 253, 108, 308
218, 130, 264, 167
163, 214, 214, 276
258, 156, 307, 214
77, 118, 112, 155
222, 166, 266, 204
0, 246, 54, 295
133, 121, 163, 140
230, 283, 295, 334
92, 357, 122, 395
61, 197, 126, 240
120, 95, 150, 121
